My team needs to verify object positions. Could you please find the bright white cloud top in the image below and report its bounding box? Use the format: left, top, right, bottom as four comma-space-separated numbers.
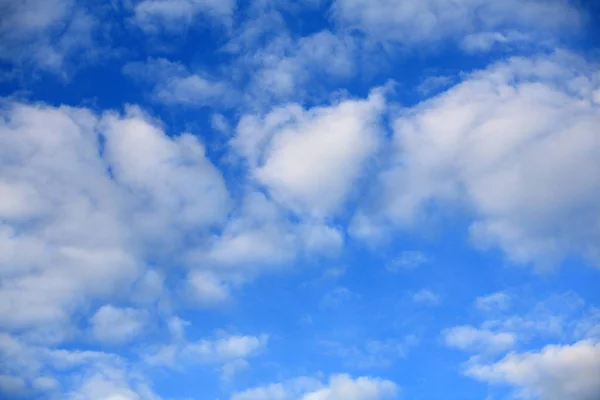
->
0, 0, 599, 399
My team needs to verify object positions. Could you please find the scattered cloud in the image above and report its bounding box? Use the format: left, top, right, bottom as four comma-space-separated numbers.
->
144, 324, 269, 380
231, 374, 398, 400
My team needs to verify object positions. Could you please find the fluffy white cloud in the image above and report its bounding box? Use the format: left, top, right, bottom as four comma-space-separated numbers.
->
0, 101, 229, 334
132, 0, 236, 33
357, 53, 600, 269
68, 364, 162, 400
444, 325, 516, 354
466, 340, 600, 400
90, 306, 149, 345
331, 0, 581, 50
233, 89, 387, 217
185, 191, 343, 275
231, 374, 398, 400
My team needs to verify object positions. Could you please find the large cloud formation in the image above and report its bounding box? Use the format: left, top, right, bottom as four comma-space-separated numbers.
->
354, 52, 600, 268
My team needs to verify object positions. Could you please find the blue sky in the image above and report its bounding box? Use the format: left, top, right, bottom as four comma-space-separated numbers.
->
1, 0, 600, 399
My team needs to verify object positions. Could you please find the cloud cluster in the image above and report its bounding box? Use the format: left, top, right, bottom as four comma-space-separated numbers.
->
444, 291, 600, 400
0, 102, 231, 336
231, 374, 398, 400
144, 319, 269, 380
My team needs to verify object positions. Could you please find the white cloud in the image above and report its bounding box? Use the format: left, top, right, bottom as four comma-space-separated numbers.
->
460, 31, 532, 53
417, 75, 456, 96
475, 292, 512, 313
144, 328, 269, 380
233, 89, 386, 217
90, 306, 148, 345
132, 0, 236, 33
231, 374, 398, 400
444, 325, 516, 354
186, 191, 343, 272
331, 0, 581, 50
68, 364, 161, 400
358, 53, 600, 269
185, 270, 232, 306
187, 333, 268, 363
0, 331, 159, 399
0, 101, 230, 335
412, 289, 441, 306
242, 30, 356, 101
123, 58, 234, 108
466, 340, 600, 400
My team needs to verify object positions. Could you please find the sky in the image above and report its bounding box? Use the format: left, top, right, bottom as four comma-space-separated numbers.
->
0, 0, 600, 399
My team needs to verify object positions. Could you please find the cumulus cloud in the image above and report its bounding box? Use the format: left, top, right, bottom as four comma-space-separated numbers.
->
0, 101, 229, 335
356, 52, 600, 269
331, 0, 581, 50
232, 88, 387, 217
231, 374, 398, 400
466, 340, 600, 400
